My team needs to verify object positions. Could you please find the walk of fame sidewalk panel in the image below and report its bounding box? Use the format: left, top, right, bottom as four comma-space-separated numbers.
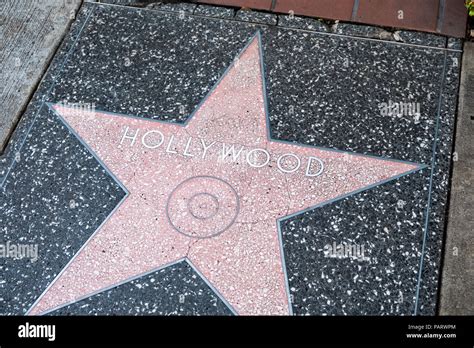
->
0, 3, 460, 315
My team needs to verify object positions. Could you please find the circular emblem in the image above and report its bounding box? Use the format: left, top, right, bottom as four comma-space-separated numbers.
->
166, 176, 240, 239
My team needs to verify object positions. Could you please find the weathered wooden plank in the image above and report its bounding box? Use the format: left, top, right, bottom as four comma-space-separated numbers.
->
0, 0, 82, 153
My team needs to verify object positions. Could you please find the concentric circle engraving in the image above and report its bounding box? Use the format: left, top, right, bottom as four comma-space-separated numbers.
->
166, 176, 240, 239
188, 193, 219, 220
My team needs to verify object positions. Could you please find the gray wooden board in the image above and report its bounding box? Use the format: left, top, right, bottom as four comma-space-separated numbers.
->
0, 0, 82, 153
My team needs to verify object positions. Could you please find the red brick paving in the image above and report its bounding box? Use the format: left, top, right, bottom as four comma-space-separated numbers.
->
272, 0, 354, 21
441, 0, 469, 37
192, 0, 468, 38
355, 0, 440, 33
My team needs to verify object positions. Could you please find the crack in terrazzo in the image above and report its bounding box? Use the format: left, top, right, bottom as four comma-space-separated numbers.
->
282, 174, 292, 217
185, 238, 200, 257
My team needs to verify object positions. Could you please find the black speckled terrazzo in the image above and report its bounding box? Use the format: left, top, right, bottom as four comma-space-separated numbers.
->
281, 170, 430, 315
0, 2, 462, 315
333, 22, 390, 39
333, 22, 447, 48
278, 14, 330, 32
261, 27, 445, 164
235, 9, 278, 25
45, 5, 258, 122
0, 105, 125, 315
159, 2, 197, 13
414, 50, 461, 315
48, 260, 234, 315
194, 4, 235, 19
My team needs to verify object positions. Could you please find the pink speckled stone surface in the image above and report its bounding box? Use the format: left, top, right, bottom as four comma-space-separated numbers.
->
30, 36, 419, 315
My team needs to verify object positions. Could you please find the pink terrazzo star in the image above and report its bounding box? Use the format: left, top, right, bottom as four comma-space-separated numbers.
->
29, 33, 422, 315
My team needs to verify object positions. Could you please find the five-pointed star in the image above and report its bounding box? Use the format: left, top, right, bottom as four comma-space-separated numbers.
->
29, 33, 422, 315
